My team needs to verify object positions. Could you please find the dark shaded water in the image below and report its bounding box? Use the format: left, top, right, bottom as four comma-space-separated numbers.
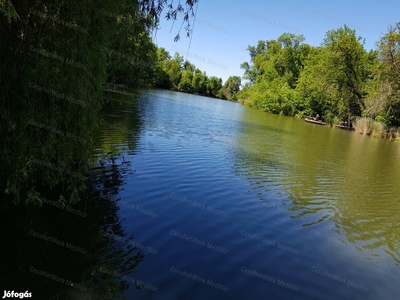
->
2, 89, 400, 299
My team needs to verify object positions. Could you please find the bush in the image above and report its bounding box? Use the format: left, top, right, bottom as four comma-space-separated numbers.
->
371, 120, 385, 138
324, 112, 339, 125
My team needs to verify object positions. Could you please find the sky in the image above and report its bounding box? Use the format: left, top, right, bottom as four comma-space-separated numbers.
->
152, 0, 400, 83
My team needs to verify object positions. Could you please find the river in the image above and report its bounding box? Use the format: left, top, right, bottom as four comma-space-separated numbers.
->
2, 89, 400, 299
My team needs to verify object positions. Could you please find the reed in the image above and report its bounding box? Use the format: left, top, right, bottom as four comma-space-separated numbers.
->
371, 120, 385, 138
354, 117, 400, 141
353, 117, 373, 135
388, 127, 400, 142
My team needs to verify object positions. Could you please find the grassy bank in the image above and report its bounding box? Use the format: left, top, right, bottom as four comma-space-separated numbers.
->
353, 117, 400, 141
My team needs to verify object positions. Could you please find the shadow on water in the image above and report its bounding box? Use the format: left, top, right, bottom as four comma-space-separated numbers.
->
0, 91, 153, 299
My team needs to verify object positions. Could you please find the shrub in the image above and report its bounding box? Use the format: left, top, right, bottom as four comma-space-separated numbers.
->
371, 120, 385, 138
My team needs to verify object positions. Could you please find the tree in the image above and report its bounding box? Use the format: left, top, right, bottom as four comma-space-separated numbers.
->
178, 69, 193, 93
153, 48, 226, 99
276, 33, 307, 88
366, 23, 400, 125
0, 0, 18, 21
0, 0, 199, 205
207, 76, 223, 98
240, 40, 267, 84
296, 26, 373, 122
192, 69, 207, 94
322, 25, 371, 119
157, 47, 172, 62
164, 52, 184, 89
223, 76, 241, 100
296, 47, 338, 117
237, 33, 309, 115
183, 60, 196, 72
155, 47, 172, 88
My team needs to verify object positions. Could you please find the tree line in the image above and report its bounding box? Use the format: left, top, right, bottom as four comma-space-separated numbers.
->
153, 48, 241, 100
237, 25, 400, 134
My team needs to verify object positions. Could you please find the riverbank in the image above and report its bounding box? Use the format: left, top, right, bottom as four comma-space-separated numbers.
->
237, 98, 400, 142
353, 117, 400, 141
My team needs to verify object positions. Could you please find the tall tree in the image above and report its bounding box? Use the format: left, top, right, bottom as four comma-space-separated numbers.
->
207, 76, 224, 98
238, 33, 309, 115
164, 52, 184, 89
223, 76, 241, 100
366, 23, 400, 125
322, 25, 371, 119
240, 40, 267, 84
178, 69, 193, 92
192, 68, 206, 94
155, 47, 172, 88
296, 46, 341, 118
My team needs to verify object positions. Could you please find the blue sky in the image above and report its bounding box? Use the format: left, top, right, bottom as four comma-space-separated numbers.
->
153, 0, 400, 83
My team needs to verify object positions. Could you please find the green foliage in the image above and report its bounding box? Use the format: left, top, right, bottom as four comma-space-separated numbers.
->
178, 70, 194, 92
296, 47, 337, 115
238, 33, 309, 115
160, 52, 183, 89
369, 22, 400, 125
26, 188, 42, 207
0, 0, 198, 205
239, 24, 400, 128
323, 112, 340, 126
321, 25, 370, 118
223, 76, 241, 100
0, 0, 19, 21
154, 49, 225, 99
192, 69, 207, 94
207, 76, 224, 98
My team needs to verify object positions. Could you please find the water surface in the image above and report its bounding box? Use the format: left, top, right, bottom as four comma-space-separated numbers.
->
91, 89, 400, 299
3, 89, 399, 299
